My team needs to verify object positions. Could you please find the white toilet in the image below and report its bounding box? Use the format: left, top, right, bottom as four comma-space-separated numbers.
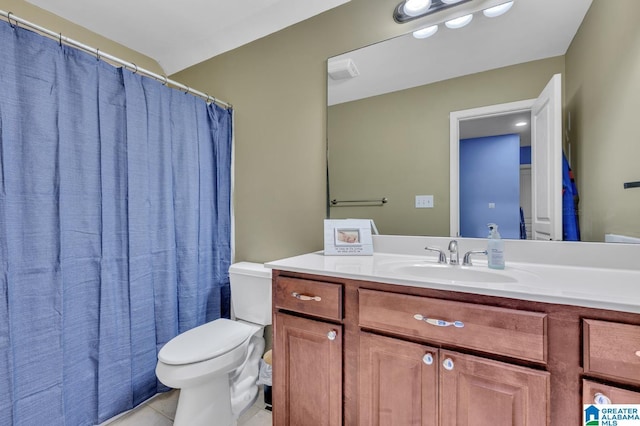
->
155, 262, 272, 426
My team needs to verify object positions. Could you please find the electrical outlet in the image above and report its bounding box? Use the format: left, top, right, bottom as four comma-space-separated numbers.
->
415, 195, 434, 208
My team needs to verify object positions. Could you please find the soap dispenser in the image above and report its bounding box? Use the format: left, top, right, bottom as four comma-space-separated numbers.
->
487, 223, 505, 270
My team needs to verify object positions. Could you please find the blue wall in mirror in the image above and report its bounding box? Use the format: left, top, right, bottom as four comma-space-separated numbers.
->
460, 134, 521, 238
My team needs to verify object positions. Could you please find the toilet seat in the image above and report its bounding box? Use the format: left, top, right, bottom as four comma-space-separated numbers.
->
159, 319, 254, 365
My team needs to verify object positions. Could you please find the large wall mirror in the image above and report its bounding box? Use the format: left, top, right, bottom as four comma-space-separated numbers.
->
327, 0, 640, 243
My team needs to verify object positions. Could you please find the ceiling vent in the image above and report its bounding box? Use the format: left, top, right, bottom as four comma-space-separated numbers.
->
328, 58, 360, 80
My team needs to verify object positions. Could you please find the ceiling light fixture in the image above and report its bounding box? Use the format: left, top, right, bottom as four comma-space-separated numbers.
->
394, 0, 515, 26
413, 25, 439, 39
393, 0, 473, 23
515, 121, 528, 127
403, 0, 432, 17
483, 1, 514, 18
445, 13, 473, 29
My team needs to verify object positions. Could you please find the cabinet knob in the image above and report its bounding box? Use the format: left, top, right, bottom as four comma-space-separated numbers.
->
442, 357, 455, 371
422, 353, 434, 365
594, 392, 611, 405
327, 330, 337, 341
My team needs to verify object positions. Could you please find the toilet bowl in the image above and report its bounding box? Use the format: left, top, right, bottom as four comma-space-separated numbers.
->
155, 262, 272, 426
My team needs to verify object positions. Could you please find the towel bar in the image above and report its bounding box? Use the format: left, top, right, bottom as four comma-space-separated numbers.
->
330, 197, 388, 206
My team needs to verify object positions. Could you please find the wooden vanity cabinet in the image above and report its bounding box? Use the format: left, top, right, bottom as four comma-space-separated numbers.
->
359, 332, 438, 426
272, 275, 344, 426
583, 319, 640, 387
359, 332, 549, 426
438, 350, 549, 426
274, 312, 342, 425
582, 319, 640, 407
271, 269, 640, 426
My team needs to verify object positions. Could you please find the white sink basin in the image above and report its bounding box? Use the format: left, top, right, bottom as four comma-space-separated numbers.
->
378, 261, 517, 283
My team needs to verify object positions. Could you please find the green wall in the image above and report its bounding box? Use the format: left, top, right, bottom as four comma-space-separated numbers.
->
565, 0, 640, 241
171, 0, 429, 262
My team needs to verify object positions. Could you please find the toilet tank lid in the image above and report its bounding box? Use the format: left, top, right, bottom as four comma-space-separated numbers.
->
158, 319, 253, 365
229, 262, 272, 278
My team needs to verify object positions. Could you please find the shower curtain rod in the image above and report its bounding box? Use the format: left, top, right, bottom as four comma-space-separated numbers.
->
0, 9, 232, 109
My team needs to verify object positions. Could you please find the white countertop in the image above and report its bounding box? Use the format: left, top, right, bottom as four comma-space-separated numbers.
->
266, 245, 640, 314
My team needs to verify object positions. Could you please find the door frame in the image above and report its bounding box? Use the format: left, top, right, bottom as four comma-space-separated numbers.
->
449, 99, 535, 238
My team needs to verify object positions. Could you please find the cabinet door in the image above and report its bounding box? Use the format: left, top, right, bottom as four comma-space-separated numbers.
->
439, 350, 550, 426
273, 312, 342, 426
583, 380, 640, 404
359, 332, 438, 426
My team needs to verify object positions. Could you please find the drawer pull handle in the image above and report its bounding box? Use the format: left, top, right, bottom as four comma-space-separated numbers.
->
292, 292, 322, 302
327, 330, 337, 341
422, 353, 434, 365
414, 314, 464, 328
594, 392, 611, 405
443, 358, 455, 371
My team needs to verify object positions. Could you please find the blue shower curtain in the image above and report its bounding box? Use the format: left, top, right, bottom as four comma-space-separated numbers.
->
0, 22, 232, 425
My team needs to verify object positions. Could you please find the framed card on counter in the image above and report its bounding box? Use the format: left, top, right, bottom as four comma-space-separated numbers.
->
323, 219, 374, 256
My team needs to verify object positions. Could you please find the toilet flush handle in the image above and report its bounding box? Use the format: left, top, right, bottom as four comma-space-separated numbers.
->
292, 292, 322, 302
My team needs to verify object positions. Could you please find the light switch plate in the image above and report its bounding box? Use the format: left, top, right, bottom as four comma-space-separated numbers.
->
415, 195, 434, 208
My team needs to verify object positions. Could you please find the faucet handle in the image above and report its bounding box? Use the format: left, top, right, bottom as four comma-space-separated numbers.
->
462, 250, 488, 266
448, 240, 459, 265
425, 246, 447, 264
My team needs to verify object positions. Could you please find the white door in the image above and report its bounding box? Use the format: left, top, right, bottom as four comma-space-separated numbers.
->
531, 74, 562, 240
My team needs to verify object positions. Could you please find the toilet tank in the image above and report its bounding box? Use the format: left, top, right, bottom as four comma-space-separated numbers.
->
229, 262, 272, 325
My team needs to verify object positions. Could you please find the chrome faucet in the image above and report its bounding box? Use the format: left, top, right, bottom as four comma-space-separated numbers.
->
463, 250, 488, 266
448, 240, 459, 265
424, 246, 447, 264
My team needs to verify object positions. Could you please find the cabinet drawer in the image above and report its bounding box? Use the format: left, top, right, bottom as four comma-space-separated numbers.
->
275, 277, 342, 321
359, 289, 547, 363
583, 319, 640, 385
583, 380, 640, 405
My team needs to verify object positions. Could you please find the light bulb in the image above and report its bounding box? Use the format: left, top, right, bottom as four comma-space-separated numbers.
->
445, 14, 473, 29
483, 1, 514, 18
413, 25, 439, 39
403, 0, 432, 17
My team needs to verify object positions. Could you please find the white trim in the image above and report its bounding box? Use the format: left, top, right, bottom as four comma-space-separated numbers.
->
449, 99, 535, 238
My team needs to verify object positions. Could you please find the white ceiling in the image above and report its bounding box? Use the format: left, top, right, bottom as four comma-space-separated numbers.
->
25, 0, 351, 75
328, 0, 593, 105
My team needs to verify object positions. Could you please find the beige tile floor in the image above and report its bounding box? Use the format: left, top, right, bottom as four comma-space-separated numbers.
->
102, 387, 272, 426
